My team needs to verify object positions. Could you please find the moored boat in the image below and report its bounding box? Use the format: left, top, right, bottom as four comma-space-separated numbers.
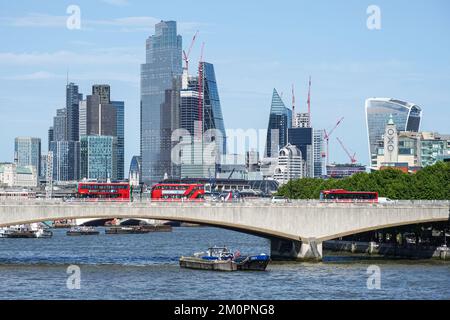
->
66, 226, 100, 236
105, 226, 151, 234
140, 224, 173, 232
179, 246, 270, 272
0, 223, 53, 238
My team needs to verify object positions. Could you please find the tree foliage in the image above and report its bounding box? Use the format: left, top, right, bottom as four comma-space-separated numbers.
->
277, 161, 450, 200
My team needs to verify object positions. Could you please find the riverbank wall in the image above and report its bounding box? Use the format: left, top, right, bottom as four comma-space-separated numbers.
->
324, 240, 450, 260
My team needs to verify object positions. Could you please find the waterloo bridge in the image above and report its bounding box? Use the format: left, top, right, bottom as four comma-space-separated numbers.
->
0, 199, 448, 260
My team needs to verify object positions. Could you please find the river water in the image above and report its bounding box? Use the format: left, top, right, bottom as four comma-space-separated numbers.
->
0, 227, 449, 300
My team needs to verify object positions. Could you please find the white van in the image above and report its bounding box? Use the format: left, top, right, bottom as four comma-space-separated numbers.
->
378, 197, 396, 204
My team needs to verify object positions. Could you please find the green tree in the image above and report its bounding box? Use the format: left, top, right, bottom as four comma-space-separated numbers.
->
277, 161, 450, 200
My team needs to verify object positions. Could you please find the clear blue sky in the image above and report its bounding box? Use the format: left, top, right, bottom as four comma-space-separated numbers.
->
1, 0, 449, 167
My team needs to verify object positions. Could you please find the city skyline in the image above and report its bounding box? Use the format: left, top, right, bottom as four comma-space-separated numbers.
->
1, 0, 449, 168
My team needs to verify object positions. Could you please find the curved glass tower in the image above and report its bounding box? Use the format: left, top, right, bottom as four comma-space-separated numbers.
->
365, 98, 422, 168
202, 62, 226, 154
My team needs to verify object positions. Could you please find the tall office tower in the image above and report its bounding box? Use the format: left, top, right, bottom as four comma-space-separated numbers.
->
48, 127, 54, 150
141, 20, 182, 185
66, 82, 83, 142
53, 108, 67, 141
14, 137, 41, 178
265, 89, 292, 158
85, 94, 117, 136
111, 100, 125, 180
179, 75, 202, 178
49, 140, 80, 181
92, 84, 111, 104
80, 135, 117, 181
79, 100, 87, 136
179, 63, 227, 178
40, 155, 47, 181
313, 129, 326, 177
365, 98, 422, 168
287, 127, 314, 177
161, 79, 181, 179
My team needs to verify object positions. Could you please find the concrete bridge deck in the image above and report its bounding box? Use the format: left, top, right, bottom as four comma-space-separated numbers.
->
0, 199, 448, 260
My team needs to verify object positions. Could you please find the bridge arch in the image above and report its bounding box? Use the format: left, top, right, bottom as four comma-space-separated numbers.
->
320, 217, 449, 242
0, 200, 448, 260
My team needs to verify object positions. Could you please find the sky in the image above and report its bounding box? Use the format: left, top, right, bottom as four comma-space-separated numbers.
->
0, 0, 449, 168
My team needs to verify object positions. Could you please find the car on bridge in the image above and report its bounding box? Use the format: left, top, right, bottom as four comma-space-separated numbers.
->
378, 197, 397, 204
271, 196, 290, 204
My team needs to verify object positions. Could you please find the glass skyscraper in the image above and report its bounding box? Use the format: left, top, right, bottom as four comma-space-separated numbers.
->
49, 140, 80, 181
112, 100, 125, 180
141, 20, 182, 185
313, 129, 325, 177
365, 98, 422, 167
287, 127, 314, 177
178, 62, 227, 178
14, 137, 41, 178
66, 82, 82, 142
265, 89, 292, 157
80, 135, 117, 181
179, 75, 203, 178
53, 108, 67, 141
202, 62, 227, 154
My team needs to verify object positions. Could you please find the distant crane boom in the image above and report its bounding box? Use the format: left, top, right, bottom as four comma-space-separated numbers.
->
182, 30, 199, 73
336, 137, 357, 164
323, 117, 344, 165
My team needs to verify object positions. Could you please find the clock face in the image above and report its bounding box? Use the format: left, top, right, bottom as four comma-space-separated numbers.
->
387, 145, 394, 152
388, 129, 394, 135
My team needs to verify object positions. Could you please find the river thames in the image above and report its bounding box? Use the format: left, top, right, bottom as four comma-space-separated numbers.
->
0, 227, 449, 300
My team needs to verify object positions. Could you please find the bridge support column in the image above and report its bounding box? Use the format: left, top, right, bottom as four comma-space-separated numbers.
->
270, 238, 322, 261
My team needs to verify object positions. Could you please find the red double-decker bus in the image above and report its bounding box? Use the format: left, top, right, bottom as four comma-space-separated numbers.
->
78, 182, 130, 201
320, 189, 378, 203
151, 183, 204, 201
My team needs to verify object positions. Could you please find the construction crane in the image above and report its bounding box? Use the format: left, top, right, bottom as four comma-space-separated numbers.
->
323, 117, 344, 165
197, 42, 205, 137
182, 30, 199, 73
336, 137, 357, 164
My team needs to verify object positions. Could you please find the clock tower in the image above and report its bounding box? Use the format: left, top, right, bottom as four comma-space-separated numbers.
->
384, 115, 398, 163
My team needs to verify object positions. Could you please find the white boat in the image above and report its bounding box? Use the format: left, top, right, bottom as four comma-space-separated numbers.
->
0, 223, 53, 238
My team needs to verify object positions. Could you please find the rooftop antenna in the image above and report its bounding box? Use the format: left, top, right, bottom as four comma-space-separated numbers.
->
291, 83, 296, 127
307, 76, 311, 127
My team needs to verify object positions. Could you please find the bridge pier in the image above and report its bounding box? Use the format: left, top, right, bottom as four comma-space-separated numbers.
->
270, 238, 323, 261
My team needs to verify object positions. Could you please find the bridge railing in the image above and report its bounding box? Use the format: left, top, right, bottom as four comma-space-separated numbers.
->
0, 198, 449, 208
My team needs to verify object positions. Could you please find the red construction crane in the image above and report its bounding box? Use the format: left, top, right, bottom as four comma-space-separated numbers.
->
336, 137, 357, 164
323, 117, 344, 165
182, 30, 199, 74
197, 42, 205, 138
